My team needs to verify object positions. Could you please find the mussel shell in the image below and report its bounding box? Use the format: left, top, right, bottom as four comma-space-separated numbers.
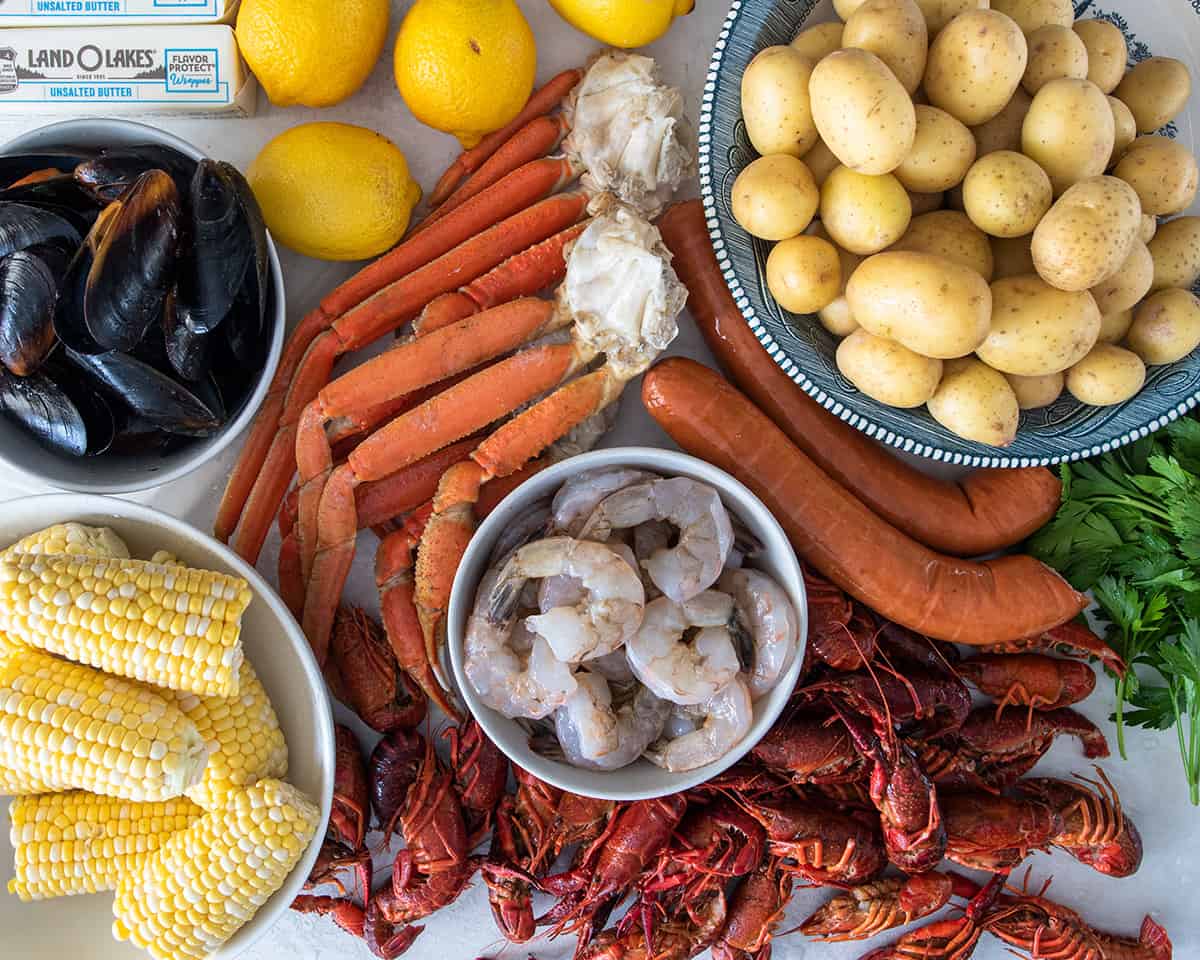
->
0, 366, 87, 456
84, 170, 181, 353
0, 202, 80, 258
162, 286, 210, 382
0, 174, 100, 210
43, 354, 116, 456
74, 144, 198, 204
0, 241, 72, 376
221, 162, 269, 343
224, 279, 272, 372
0, 151, 92, 190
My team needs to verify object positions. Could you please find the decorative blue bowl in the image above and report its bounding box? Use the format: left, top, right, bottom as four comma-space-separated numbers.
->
698, 0, 1200, 467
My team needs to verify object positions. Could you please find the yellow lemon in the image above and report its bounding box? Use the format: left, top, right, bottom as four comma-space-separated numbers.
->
394, 0, 537, 148
247, 123, 421, 262
236, 0, 389, 108
548, 0, 694, 48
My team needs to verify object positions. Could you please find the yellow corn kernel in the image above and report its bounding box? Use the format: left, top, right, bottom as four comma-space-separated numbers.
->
2, 523, 131, 561
0, 762, 56, 797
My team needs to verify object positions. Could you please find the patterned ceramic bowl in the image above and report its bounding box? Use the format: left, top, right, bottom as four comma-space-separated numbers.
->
700, 0, 1200, 467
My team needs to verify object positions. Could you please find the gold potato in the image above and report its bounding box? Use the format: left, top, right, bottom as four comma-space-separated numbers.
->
741, 46, 819, 158
928, 357, 1020, 446
962, 150, 1053, 237
767, 235, 842, 313
1097, 308, 1134, 343
731, 155, 820, 241
810, 49, 916, 174
1073, 19, 1128, 94
1112, 135, 1200, 216
836, 329, 944, 406
1022, 25, 1089, 96
978, 274, 1102, 374
924, 10, 1029, 126
991, 235, 1036, 278
971, 87, 1033, 156
890, 210, 995, 279
1139, 213, 1157, 244
846, 251, 993, 357
842, 0, 929, 94
1005, 371, 1064, 408
1089, 241, 1153, 314
915, 0, 989, 33
1115, 57, 1193, 134
803, 139, 841, 186
1148, 216, 1200, 291
791, 21, 844, 62
1031, 175, 1142, 291
1066, 344, 1147, 405
990, 0, 1072, 33
895, 105, 977, 193
833, 0, 870, 19
1021, 79, 1115, 194
1107, 96, 1137, 166
820, 165, 913, 254
811, 223, 865, 335
1126, 288, 1200, 364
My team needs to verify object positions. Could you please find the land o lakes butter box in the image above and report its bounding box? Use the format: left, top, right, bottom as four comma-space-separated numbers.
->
0, 26, 256, 115
0, 0, 238, 26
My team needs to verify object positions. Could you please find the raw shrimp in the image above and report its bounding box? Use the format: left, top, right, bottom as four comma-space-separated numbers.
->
489, 503, 551, 566
645, 675, 754, 772
538, 542, 638, 613
554, 671, 670, 770
626, 591, 740, 705
581, 477, 734, 602
588, 648, 637, 684
552, 468, 659, 536
663, 704, 700, 739
491, 536, 646, 663
721, 569, 799, 700
464, 569, 577, 719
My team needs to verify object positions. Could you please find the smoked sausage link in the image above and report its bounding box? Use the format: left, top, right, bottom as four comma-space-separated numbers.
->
642, 357, 1087, 645
657, 200, 1060, 558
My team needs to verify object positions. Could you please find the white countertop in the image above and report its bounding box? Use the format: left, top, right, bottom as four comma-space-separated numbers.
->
0, 2, 1194, 958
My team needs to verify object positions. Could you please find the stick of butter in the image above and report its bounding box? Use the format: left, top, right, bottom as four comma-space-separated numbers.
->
0, 0, 238, 26
0, 26, 255, 116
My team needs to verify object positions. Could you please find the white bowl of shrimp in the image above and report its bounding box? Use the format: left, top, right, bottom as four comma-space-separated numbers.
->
446, 446, 807, 800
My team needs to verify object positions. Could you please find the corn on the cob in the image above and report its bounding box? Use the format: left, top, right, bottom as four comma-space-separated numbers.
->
0, 646, 208, 801
112, 778, 320, 960
0, 553, 253, 697
0, 762, 56, 796
0, 629, 24, 661
2, 523, 130, 561
176, 659, 288, 811
150, 551, 182, 567
7, 792, 203, 901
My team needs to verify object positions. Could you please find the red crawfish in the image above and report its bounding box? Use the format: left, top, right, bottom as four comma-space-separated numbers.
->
329, 606, 427, 733
712, 857, 794, 960
802, 665, 971, 739
291, 895, 366, 939
580, 892, 728, 960
958, 653, 1096, 720
942, 792, 1062, 871
800, 872, 956, 943
978, 620, 1127, 678
810, 779, 876, 812
750, 709, 865, 784
370, 728, 425, 833
551, 792, 615, 858
330, 723, 370, 851
297, 837, 373, 901
446, 717, 509, 844
910, 741, 995, 794
858, 872, 1006, 960
804, 567, 877, 671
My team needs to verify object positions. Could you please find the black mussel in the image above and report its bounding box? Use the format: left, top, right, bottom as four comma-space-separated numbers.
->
43, 354, 116, 457
189, 371, 227, 424
53, 203, 121, 356
0, 240, 72, 376
177, 160, 253, 334
0, 174, 100, 210
84, 170, 181, 353
0, 366, 87, 456
74, 144, 198, 204
66, 348, 221, 437
162, 286, 210, 382
221, 162, 269, 338
0, 202, 80, 258
0, 152, 92, 190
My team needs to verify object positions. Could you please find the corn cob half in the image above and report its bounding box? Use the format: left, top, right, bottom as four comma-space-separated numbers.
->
0, 553, 253, 697
113, 778, 320, 960
0, 646, 208, 801
7, 792, 203, 901
177, 659, 288, 811
0, 762, 56, 797
2, 523, 130, 561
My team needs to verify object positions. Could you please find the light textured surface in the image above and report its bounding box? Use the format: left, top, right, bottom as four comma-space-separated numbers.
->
0, 1, 1193, 958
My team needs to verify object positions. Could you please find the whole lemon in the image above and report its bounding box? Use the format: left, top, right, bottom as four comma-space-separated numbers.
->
236, 0, 389, 108
394, 0, 537, 148
247, 123, 421, 262
548, 0, 694, 47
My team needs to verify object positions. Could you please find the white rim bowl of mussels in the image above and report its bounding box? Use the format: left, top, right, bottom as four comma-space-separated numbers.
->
0, 118, 285, 494
447, 447, 809, 801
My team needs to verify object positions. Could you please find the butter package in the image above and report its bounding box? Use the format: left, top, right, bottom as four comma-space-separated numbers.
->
0, 0, 237, 26
0, 26, 256, 115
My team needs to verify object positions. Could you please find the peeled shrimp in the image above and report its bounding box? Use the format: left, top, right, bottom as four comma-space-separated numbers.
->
581, 477, 734, 602
538, 542, 638, 613
551, 467, 658, 536
645, 675, 753, 773
491, 536, 645, 664
587, 648, 637, 685
554, 671, 670, 771
721, 569, 799, 700
626, 591, 740, 705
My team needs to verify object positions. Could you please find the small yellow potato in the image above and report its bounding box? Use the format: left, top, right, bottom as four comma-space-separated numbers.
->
1148, 216, 1200, 291
1107, 96, 1137, 166
1112, 135, 1200, 217
741, 46, 819, 158
1089, 241, 1154, 314
890, 210, 994, 279
803, 139, 841, 187
1097, 308, 1134, 343
767, 235, 843, 313
1021, 79, 1115, 194
1066, 344, 1146, 405
991, 234, 1035, 278
1139, 213, 1157, 244
915, 0, 989, 34
971, 87, 1033, 156
810, 49, 916, 175
962, 150, 1052, 237
843, 0, 929, 94
731, 155, 820, 241
1005, 370, 1064, 408
1022, 25, 1089, 95
908, 190, 946, 215
810, 223, 865, 335
846, 251, 992, 357
1032, 176, 1142, 291
1126, 289, 1200, 364
925, 10, 1028, 126
1115, 57, 1193, 134
978, 274, 1101, 374
928, 357, 1020, 446
791, 21, 844, 62
836, 329, 944, 406
990, 0, 1072, 32
895, 105, 977, 193
833, 0, 869, 19
820, 165, 913, 254
1073, 19, 1127, 94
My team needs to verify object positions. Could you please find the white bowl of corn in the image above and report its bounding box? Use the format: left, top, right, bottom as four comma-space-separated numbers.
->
0, 494, 335, 960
